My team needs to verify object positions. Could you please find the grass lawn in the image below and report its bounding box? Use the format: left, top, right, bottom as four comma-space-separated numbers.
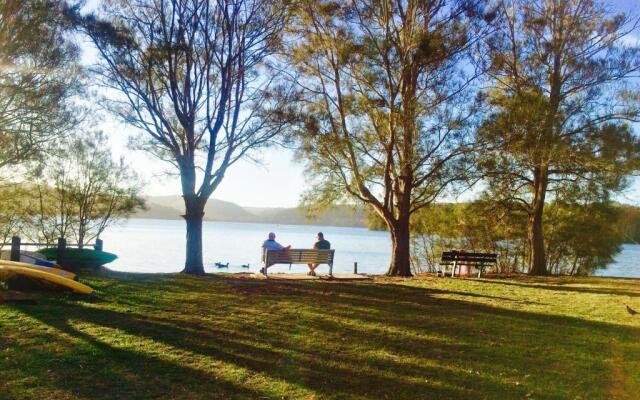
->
1, 271, 639, 399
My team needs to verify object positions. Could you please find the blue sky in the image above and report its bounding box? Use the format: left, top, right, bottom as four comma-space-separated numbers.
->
85, 0, 640, 208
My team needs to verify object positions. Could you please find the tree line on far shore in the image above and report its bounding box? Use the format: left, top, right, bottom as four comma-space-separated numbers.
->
1, 0, 639, 277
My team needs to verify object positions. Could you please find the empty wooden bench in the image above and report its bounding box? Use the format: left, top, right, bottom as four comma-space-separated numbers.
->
262, 249, 335, 277
439, 251, 497, 278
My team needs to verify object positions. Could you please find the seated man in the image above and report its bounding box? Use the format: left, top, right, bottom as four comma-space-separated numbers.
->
260, 232, 290, 274
307, 232, 330, 276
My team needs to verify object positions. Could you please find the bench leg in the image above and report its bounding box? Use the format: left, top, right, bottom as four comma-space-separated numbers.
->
451, 261, 457, 278
329, 263, 333, 277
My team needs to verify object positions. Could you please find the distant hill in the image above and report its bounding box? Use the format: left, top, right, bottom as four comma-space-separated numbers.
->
143, 196, 257, 222
134, 196, 367, 227
135, 202, 183, 220
246, 206, 367, 227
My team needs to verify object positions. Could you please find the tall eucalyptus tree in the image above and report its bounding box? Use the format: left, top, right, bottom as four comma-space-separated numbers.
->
479, 0, 640, 275
288, 0, 492, 276
69, 0, 291, 273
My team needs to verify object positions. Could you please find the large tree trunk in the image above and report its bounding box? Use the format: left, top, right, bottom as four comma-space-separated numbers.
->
183, 200, 205, 274
180, 164, 206, 275
77, 218, 86, 249
527, 212, 546, 275
527, 165, 548, 275
386, 215, 412, 277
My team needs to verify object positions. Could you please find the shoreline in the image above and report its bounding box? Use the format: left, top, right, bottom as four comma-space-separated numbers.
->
98, 267, 640, 281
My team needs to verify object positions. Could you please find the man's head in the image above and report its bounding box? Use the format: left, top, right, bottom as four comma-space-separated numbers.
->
317, 232, 324, 240
268, 232, 276, 240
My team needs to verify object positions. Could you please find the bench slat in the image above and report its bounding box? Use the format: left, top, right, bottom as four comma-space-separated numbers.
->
264, 249, 335, 265
263, 249, 336, 277
441, 252, 497, 263
439, 250, 498, 278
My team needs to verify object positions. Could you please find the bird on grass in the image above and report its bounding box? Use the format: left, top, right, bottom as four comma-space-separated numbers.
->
215, 262, 229, 268
626, 305, 638, 316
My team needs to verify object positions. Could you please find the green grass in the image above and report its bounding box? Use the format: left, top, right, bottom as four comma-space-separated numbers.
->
1, 272, 639, 399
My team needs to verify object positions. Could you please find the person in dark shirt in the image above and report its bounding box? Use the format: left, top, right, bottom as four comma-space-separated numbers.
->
308, 232, 330, 276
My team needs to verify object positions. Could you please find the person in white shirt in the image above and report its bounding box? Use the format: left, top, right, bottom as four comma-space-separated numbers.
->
262, 232, 291, 251
260, 232, 290, 274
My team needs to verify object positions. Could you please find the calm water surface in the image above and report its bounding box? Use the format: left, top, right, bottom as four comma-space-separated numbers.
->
102, 219, 391, 275
102, 218, 640, 278
594, 244, 640, 279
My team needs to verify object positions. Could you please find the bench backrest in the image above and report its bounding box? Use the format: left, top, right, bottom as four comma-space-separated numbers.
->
441, 251, 497, 264
264, 249, 335, 266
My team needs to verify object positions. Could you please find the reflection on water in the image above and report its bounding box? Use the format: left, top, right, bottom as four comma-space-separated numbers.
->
101, 219, 639, 278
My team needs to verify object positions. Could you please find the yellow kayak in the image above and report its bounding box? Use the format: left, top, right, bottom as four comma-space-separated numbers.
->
0, 260, 76, 280
0, 264, 93, 295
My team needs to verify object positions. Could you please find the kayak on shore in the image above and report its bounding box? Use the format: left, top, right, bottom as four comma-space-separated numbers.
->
0, 260, 76, 280
0, 262, 92, 295
0, 250, 57, 268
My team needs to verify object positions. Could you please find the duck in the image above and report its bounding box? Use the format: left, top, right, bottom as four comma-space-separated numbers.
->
215, 262, 229, 268
241, 263, 250, 269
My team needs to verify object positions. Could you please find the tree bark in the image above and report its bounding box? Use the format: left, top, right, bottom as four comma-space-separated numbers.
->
183, 201, 205, 274
569, 255, 579, 276
386, 215, 412, 277
181, 163, 206, 275
527, 165, 548, 275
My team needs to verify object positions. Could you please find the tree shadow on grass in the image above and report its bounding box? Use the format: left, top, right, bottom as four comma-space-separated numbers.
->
227, 279, 640, 398
6, 277, 640, 399
12, 300, 474, 399
3, 305, 269, 400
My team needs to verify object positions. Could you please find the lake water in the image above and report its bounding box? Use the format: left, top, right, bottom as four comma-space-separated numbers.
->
102, 218, 391, 275
101, 218, 640, 278
594, 244, 640, 279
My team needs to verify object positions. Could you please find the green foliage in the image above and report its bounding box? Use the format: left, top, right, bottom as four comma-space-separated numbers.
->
406, 201, 628, 275
545, 202, 623, 275
0, 184, 35, 247
32, 131, 145, 247
478, 0, 640, 274
616, 205, 640, 244
409, 202, 527, 273
37, 248, 117, 269
288, 1, 489, 275
0, 0, 80, 170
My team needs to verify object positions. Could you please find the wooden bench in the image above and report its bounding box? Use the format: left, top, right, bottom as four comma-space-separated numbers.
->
262, 249, 335, 277
439, 251, 497, 278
